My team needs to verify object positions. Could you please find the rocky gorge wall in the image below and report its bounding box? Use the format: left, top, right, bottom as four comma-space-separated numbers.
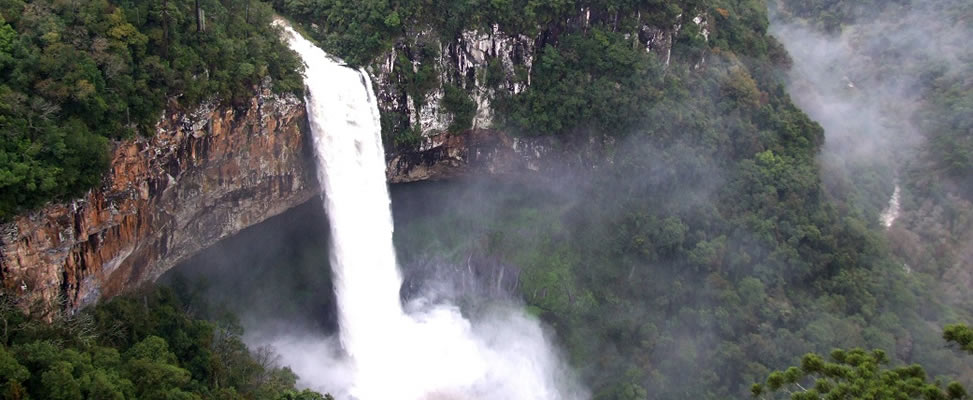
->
0, 93, 562, 313
377, 12, 700, 182
0, 87, 316, 312
369, 9, 699, 146
0, 13, 690, 311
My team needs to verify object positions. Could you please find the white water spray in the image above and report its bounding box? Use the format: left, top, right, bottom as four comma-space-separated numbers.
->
881, 184, 901, 229
278, 24, 584, 400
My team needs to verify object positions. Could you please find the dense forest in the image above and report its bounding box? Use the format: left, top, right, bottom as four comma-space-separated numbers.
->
0, 284, 330, 399
0, 0, 303, 219
773, 0, 972, 201
775, 0, 973, 355
273, 0, 973, 397
272, 0, 790, 142
1, 0, 970, 398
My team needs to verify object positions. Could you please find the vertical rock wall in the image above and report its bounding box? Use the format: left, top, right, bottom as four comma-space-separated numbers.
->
0, 12, 711, 312
370, 12, 703, 163
0, 88, 316, 311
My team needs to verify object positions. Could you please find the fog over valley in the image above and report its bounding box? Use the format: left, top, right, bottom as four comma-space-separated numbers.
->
0, 0, 970, 399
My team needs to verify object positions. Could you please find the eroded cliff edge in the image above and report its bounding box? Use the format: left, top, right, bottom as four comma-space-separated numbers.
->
1, 14, 656, 310
0, 87, 316, 311
0, 90, 554, 312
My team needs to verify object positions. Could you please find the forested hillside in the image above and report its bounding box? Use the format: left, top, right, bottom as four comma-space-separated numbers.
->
270, 0, 973, 397
772, 0, 972, 312
0, 0, 302, 219
0, 0, 968, 398
772, 0, 972, 200
0, 284, 330, 399
273, 0, 791, 142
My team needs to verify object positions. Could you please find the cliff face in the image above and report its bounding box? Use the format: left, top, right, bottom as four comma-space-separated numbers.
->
0, 73, 563, 313
371, 26, 537, 137
369, 12, 699, 176
0, 16, 682, 310
0, 87, 315, 311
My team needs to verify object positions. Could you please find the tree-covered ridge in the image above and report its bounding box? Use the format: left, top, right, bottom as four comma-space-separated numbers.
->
0, 0, 303, 220
772, 0, 901, 33
752, 348, 968, 400
0, 285, 331, 400
274, 0, 790, 138
753, 325, 973, 400
274, 0, 706, 63
353, 1, 973, 398
918, 60, 973, 197
772, 0, 972, 198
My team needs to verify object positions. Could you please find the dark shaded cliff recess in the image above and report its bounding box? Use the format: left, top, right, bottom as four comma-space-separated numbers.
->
0, 88, 315, 311
386, 129, 556, 183
163, 198, 337, 335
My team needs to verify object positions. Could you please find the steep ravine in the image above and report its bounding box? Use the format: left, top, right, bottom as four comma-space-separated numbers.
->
0, 93, 556, 312
0, 12, 691, 311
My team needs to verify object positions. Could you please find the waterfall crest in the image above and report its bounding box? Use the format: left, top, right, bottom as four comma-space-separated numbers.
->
278, 24, 585, 400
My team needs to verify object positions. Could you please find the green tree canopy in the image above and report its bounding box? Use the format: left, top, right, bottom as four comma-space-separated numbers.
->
0, 0, 303, 219
752, 348, 969, 400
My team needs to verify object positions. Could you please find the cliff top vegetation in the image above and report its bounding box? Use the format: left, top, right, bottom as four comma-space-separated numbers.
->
0, 0, 303, 220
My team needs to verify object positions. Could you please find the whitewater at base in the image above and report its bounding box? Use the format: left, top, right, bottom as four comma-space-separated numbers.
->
275, 22, 585, 400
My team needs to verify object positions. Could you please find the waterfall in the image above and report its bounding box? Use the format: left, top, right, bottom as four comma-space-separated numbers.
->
881, 184, 901, 229
279, 24, 584, 400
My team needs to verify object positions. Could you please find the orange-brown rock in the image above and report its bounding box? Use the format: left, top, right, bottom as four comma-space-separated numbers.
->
0, 88, 570, 313
0, 88, 315, 311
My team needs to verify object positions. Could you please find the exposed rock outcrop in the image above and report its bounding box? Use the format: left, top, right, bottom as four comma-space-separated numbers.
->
370, 13, 702, 180
2, 11, 681, 310
371, 26, 536, 137
0, 87, 315, 311
370, 13, 696, 144
386, 129, 553, 183
386, 127, 623, 186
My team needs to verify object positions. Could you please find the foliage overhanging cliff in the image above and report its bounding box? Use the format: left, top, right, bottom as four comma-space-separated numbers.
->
0, 0, 304, 219
274, 0, 799, 144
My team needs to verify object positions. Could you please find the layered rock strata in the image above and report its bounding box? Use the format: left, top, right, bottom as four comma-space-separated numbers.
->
0, 88, 315, 310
